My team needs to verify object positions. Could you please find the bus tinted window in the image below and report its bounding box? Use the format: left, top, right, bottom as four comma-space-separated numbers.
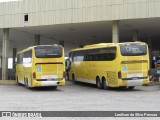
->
17, 53, 23, 64
120, 44, 147, 56
72, 47, 116, 62
73, 51, 85, 62
85, 47, 116, 61
35, 46, 62, 58
23, 50, 32, 64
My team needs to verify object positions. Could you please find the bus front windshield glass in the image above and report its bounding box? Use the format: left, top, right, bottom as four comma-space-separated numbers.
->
120, 44, 147, 56
35, 46, 62, 58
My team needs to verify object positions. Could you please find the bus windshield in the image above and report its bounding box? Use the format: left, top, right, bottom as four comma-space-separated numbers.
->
120, 44, 147, 56
35, 46, 62, 58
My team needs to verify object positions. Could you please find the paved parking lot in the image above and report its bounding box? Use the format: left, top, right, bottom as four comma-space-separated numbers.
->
0, 81, 160, 111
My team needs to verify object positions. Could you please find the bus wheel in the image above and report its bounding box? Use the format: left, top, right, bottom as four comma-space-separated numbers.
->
53, 86, 57, 89
16, 77, 20, 85
102, 78, 109, 90
25, 79, 30, 89
96, 77, 103, 89
72, 74, 76, 84
128, 86, 135, 90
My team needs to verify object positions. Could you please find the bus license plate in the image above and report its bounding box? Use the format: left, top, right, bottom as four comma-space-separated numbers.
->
47, 78, 52, 81
132, 77, 138, 80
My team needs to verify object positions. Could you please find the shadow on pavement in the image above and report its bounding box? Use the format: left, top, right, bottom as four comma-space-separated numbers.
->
16, 83, 62, 92
72, 81, 144, 92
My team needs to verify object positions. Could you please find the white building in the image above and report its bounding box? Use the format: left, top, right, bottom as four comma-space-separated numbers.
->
0, 0, 160, 79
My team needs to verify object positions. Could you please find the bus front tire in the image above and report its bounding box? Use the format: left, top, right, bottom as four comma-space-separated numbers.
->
96, 77, 103, 89
72, 74, 77, 84
16, 77, 20, 85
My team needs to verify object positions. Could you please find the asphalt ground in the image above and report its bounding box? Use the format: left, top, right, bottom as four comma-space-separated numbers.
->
0, 81, 160, 120
0, 81, 160, 112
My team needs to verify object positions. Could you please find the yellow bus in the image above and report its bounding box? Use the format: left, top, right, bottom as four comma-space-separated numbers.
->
68, 42, 150, 90
16, 45, 65, 89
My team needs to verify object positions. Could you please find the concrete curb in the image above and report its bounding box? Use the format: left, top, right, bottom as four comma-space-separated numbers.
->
0, 80, 17, 85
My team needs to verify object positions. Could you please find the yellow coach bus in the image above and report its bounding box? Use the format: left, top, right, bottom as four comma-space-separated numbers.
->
16, 45, 65, 89
68, 42, 150, 90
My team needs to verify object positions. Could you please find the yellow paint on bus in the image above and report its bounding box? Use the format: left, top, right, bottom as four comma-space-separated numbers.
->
68, 42, 149, 89
16, 45, 65, 89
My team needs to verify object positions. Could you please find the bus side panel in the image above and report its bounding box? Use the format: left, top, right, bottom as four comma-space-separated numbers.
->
69, 62, 78, 80
105, 60, 119, 87
24, 66, 32, 87
16, 64, 24, 84
87, 61, 98, 82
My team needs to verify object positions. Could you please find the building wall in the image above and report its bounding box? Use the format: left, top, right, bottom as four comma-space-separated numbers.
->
0, 0, 160, 28
0, 45, 14, 58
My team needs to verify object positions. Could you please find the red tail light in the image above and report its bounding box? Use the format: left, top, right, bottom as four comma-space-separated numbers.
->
118, 71, 122, 79
33, 72, 36, 79
63, 71, 66, 79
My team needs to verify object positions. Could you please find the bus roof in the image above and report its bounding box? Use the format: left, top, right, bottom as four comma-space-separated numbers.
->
17, 44, 62, 54
70, 41, 147, 52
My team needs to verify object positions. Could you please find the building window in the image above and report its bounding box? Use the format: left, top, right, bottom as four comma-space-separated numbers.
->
24, 14, 28, 22
0, 58, 13, 69
8, 58, 13, 69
